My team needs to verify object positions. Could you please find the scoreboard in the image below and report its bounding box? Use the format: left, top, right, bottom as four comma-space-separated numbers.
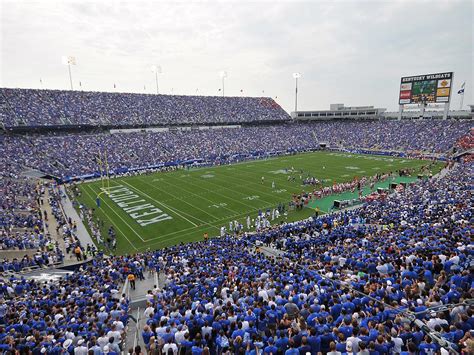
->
399, 72, 453, 105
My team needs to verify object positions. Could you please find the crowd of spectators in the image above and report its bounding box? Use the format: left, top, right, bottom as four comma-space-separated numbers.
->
1, 88, 289, 126
0, 96, 472, 354
455, 128, 473, 152
0, 166, 47, 254
129, 161, 471, 354
310, 120, 472, 154
0, 177, 86, 271
3, 161, 467, 353
0, 151, 472, 353
0, 176, 42, 232
0, 254, 136, 353
1, 120, 471, 181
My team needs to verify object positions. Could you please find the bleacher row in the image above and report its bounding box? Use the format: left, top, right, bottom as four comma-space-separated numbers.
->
1, 120, 472, 181
0, 88, 289, 127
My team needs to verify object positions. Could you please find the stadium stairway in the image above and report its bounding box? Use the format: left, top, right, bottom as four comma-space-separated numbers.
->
39, 186, 71, 261
453, 148, 474, 161
59, 185, 96, 247
122, 270, 168, 352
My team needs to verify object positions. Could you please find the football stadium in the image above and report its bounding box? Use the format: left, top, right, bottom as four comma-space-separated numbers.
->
0, 1, 473, 354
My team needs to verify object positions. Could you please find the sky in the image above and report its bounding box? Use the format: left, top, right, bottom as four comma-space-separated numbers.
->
0, 0, 472, 113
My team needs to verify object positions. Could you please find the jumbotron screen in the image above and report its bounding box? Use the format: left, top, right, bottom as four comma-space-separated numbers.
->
399, 72, 453, 104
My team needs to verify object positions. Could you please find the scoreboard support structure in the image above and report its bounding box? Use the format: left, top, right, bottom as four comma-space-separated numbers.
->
398, 101, 451, 120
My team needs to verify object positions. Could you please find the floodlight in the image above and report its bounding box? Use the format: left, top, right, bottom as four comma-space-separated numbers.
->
151, 65, 162, 74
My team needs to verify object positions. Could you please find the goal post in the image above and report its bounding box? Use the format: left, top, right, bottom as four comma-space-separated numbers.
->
96, 150, 111, 207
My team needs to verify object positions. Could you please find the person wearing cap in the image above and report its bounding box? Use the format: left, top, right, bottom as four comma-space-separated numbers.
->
347, 328, 361, 353
346, 340, 355, 355
97, 306, 108, 323
63, 339, 74, 353
414, 298, 427, 320
74, 338, 88, 355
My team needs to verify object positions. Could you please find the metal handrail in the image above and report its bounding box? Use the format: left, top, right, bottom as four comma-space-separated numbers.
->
133, 307, 141, 350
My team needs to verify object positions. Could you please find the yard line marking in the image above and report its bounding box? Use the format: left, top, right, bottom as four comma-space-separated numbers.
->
83, 185, 140, 249
135, 224, 220, 251
122, 181, 201, 227
143, 203, 278, 243
152, 175, 241, 215
128, 179, 221, 222
216, 169, 293, 200
168, 173, 262, 210
186, 172, 276, 207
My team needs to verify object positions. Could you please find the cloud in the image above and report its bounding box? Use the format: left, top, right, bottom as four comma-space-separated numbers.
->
0, 0, 472, 112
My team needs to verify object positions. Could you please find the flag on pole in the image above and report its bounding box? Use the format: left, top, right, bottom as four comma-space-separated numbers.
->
114, 83, 116, 89
458, 82, 465, 94
79, 81, 82, 87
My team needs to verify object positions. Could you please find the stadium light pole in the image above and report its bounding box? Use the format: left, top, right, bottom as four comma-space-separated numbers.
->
292, 72, 301, 112
220, 71, 228, 97
151, 65, 162, 94
62, 56, 76, 90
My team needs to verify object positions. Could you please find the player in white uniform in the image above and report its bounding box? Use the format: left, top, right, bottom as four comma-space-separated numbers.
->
246, 216, 251, 230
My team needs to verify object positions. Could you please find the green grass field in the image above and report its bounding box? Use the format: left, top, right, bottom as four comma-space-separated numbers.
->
75, 151, 444, 254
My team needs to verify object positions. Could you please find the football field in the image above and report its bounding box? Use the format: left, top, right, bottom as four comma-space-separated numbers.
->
75, 151, 444, 254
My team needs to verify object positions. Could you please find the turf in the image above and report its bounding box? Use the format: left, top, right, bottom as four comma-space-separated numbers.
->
75, 151, 444, 254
